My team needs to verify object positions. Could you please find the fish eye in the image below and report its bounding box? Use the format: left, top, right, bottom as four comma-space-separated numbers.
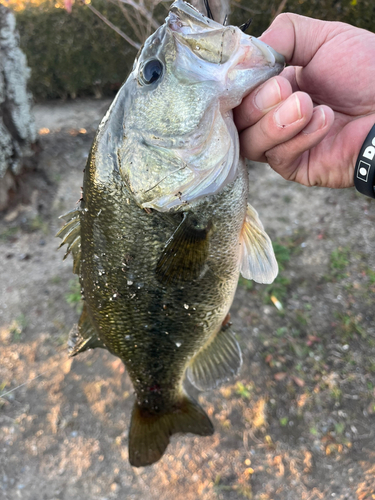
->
140, 59, 164, 85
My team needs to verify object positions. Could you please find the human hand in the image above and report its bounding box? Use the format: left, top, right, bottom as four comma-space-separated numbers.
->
234, 14, 375, 188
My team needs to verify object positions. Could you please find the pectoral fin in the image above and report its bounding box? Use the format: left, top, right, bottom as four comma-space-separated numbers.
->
56, 208, 82, 275
187, 324, 242, 391
156, 213, 211, 284
68, 303, 105, 357
239, 203, 278, 284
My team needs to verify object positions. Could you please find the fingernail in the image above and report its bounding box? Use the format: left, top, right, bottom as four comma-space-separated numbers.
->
302, 107, 326, 134
274, 94, 302, 127
254, 78, 281, 111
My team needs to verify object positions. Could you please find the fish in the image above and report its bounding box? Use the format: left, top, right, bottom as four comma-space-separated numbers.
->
57, 0, 284, 467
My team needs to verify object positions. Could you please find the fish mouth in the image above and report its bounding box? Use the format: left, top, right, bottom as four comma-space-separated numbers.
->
169, 0, 223, 31
231, 35, 285, 74
167, 1, 284, 72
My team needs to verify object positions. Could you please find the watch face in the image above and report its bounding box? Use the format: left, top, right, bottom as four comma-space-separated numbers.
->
356, 160, 371, 182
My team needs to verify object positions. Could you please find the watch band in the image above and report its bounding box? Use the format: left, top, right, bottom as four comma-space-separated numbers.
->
354, 123, 375, 199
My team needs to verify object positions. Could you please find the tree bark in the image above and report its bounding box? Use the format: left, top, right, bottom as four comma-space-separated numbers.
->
0, 4, 36, 211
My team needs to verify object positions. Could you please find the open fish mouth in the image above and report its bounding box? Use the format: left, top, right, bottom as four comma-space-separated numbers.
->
167, 0, 285, 73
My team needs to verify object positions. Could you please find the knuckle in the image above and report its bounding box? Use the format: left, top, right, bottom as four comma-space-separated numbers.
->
273, 12, 295, 28
265, 149, 284, 169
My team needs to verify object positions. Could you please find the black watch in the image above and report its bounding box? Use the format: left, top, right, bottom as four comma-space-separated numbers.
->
354, 124, 375, 199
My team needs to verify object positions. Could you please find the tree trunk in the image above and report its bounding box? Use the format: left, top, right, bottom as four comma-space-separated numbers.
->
0, 4, 36, 211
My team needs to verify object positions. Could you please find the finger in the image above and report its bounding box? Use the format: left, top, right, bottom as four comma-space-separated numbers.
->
234, 76, 292, 132
239, 91, 314, 161
280, 66, 300, 93
259, 13, 335, 67
264, 105, 335, 185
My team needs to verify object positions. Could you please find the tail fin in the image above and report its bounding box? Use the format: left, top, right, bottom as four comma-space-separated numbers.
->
128, 393, 214, 467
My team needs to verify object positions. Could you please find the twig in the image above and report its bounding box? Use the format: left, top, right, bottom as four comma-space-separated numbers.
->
230, 1, 261, 15
85, 1, 141, 49
112, 0, 145, 44
272, 0, 287, 21
131, 2, 148, 41
117, 0, 160, 30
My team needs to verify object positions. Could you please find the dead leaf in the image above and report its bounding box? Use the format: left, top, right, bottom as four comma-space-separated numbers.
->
292, 376, 305, 387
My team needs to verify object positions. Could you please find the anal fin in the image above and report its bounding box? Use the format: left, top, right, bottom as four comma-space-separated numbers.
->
129, 392, 213, 467
240, 203, 278, 284
68, 303, 105, 357
187, 324, 242, 391
156, 213, 211, 284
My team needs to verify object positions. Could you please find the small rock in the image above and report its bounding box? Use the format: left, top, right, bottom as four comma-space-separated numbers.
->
110, 483, 119, 493
18, 253, 31, 261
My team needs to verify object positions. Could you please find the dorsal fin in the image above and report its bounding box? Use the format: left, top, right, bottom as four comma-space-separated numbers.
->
56, 208, 82, 275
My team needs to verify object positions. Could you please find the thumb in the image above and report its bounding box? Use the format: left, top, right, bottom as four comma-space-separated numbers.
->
259, 13, 335, 67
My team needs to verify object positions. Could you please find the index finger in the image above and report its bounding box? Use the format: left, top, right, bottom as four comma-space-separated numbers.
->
259, 13, 336, 67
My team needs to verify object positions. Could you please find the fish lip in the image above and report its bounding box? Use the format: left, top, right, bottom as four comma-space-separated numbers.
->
228, 35, 285, 76
250, 37, 285, 67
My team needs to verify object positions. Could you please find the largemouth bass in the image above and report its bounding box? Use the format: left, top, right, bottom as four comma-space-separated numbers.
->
57, 0, 284, 467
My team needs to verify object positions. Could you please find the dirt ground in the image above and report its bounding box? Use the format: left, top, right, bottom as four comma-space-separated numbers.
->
1, 98, 375, 500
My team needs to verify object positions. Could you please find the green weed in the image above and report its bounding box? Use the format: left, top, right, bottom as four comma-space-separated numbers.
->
276, 327, 288, 337
334, 311, 366, 341
263, 242, 294, 305
28, 215, 49, 235
0, 226, 19, 242
329, 247, 350, 280
66, 278, 83, 313
10, 314, 27, 342
334, 422, 345, 435
237, 485, 253, 499
265, 276, 291, 304
273, 242, 291, 270
236, 382, 253, 400
238, 276, 254, 290
330, 387, 342, 402
367, 268, 375, 285
295, 310, 309, 326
